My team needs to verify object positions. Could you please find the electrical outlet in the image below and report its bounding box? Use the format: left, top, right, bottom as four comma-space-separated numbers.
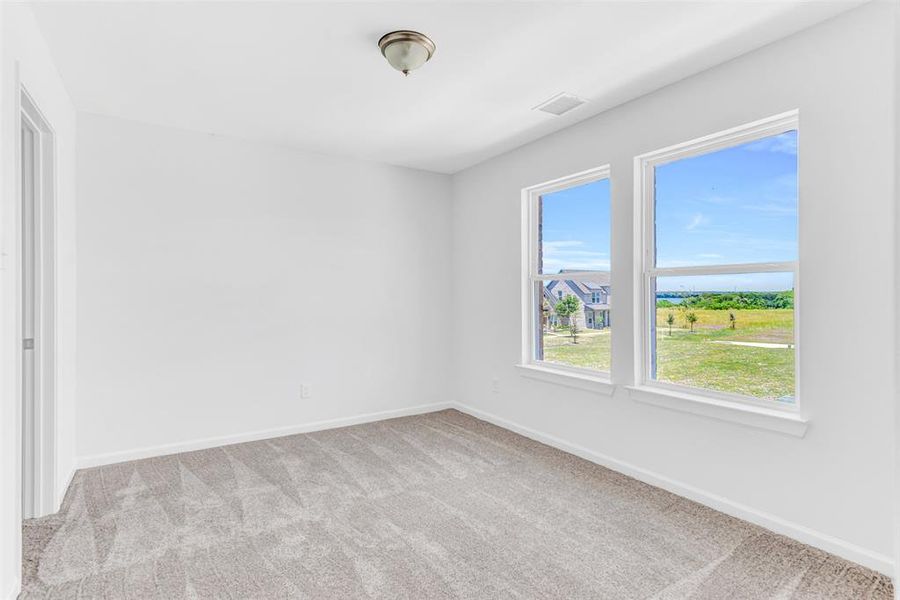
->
300, 384, 311, 399
491, 377, 500, 393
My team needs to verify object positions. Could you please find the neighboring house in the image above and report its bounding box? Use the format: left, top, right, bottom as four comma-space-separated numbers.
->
543, 270, 611, 330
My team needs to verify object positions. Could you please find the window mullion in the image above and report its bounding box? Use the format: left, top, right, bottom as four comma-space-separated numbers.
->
533, 272, 608, 282
648, 261, 797, 278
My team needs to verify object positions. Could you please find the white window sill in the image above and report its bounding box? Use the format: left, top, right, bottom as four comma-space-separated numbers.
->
516, 363, 615, 396
625, 385, 808, 437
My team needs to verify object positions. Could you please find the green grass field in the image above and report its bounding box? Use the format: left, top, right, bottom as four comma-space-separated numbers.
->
541, 308, 794, 401
542, 327, 611, 372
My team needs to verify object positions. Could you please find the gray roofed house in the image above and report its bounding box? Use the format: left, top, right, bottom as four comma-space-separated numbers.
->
543, 270, 611, 330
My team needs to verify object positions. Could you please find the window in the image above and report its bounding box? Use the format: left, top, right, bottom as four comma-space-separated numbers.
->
636, 112, 798, 409
523, 166, 611, 375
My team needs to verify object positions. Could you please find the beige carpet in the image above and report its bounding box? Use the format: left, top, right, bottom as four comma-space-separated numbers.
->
22, 409, 892, 599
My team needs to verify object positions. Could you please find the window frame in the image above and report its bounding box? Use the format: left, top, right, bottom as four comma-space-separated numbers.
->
633, 111, 801, 413
521, 165, 612, 382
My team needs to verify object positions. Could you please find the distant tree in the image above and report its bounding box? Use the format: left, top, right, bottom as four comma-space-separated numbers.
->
554, 295, 582, 343
773, 291, 794, 309
728, 311, 736, 330
677, 290, 794, 310
685, 311, 698, 332
570, 318, 580, 343
666, 312, 675, 336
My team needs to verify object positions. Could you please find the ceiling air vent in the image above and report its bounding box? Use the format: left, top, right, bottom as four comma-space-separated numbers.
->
533, 92, 587, 116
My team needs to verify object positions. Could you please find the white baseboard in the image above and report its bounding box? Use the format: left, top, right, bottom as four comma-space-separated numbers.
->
2, 577, 20, 600
55, 464, 76, 510
76, 402, 453, 470
452, 402, 895, 578
70, 399, 894, 578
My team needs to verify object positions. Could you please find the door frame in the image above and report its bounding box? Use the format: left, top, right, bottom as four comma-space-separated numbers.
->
18, 86, 57, 519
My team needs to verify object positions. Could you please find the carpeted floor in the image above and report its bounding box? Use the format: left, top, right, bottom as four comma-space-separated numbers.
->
22, 409, 892, 599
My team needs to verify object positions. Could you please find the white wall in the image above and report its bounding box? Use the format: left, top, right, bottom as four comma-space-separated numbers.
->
0, 4, 894, 597
76, 114, 452, 462
451, 3, 896, 575
0, 3, 78, 598
894, 4, 900, 592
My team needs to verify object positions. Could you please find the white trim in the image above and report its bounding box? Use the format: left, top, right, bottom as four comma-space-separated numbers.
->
76, 402, 453, 469
55, 463, 76, 509
632, 151, 646, 387
516, 363, 615, 395
2, 577, 20, 600
5, 63, 24, 600
531, 271, 611, 282
452, 402, 892, 576
639, 377, 798, 414
633, 111, 802, 413
626, 385, 808, 437
521, 164, 612, 199
894, 8, 900, 599
648, 262, 795, 277
521, 165, 612, 374
636, 109, 799, 168
64, 402, 889, 577
19, 87, 58, 519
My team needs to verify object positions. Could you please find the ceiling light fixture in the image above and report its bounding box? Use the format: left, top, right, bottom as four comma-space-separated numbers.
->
378, 30, 436, 76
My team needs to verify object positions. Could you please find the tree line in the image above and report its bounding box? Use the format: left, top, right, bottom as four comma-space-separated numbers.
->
656, 290, 793, 310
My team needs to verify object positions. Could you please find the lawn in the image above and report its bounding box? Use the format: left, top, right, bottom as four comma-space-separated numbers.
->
541, 308, 794, 402
542, 327, 611, 372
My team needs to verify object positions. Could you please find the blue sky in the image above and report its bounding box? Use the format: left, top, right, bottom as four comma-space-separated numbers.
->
541, 130, 797, 292
541, 178, 611, 273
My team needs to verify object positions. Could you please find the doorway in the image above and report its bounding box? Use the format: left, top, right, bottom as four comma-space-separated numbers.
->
20, 90, 56, 519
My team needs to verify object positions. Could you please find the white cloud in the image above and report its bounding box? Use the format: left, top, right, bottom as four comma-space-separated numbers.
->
685, 213, 710, 230
543, 240, 581, 247
542, 240, 610, 272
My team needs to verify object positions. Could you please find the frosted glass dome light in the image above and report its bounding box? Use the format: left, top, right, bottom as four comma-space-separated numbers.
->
378, 31, 436, 76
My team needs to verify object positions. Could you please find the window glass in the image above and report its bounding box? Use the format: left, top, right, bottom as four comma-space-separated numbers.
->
536, 279, 611, 372
654, 131, 797, 268
652, 273, 795, 402
645, 123, 798, 405
528, 171, 611, 376
539, 179, 611, 274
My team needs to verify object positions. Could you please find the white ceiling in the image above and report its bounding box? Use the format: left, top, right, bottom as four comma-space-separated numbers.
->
31, 1, 860, 173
